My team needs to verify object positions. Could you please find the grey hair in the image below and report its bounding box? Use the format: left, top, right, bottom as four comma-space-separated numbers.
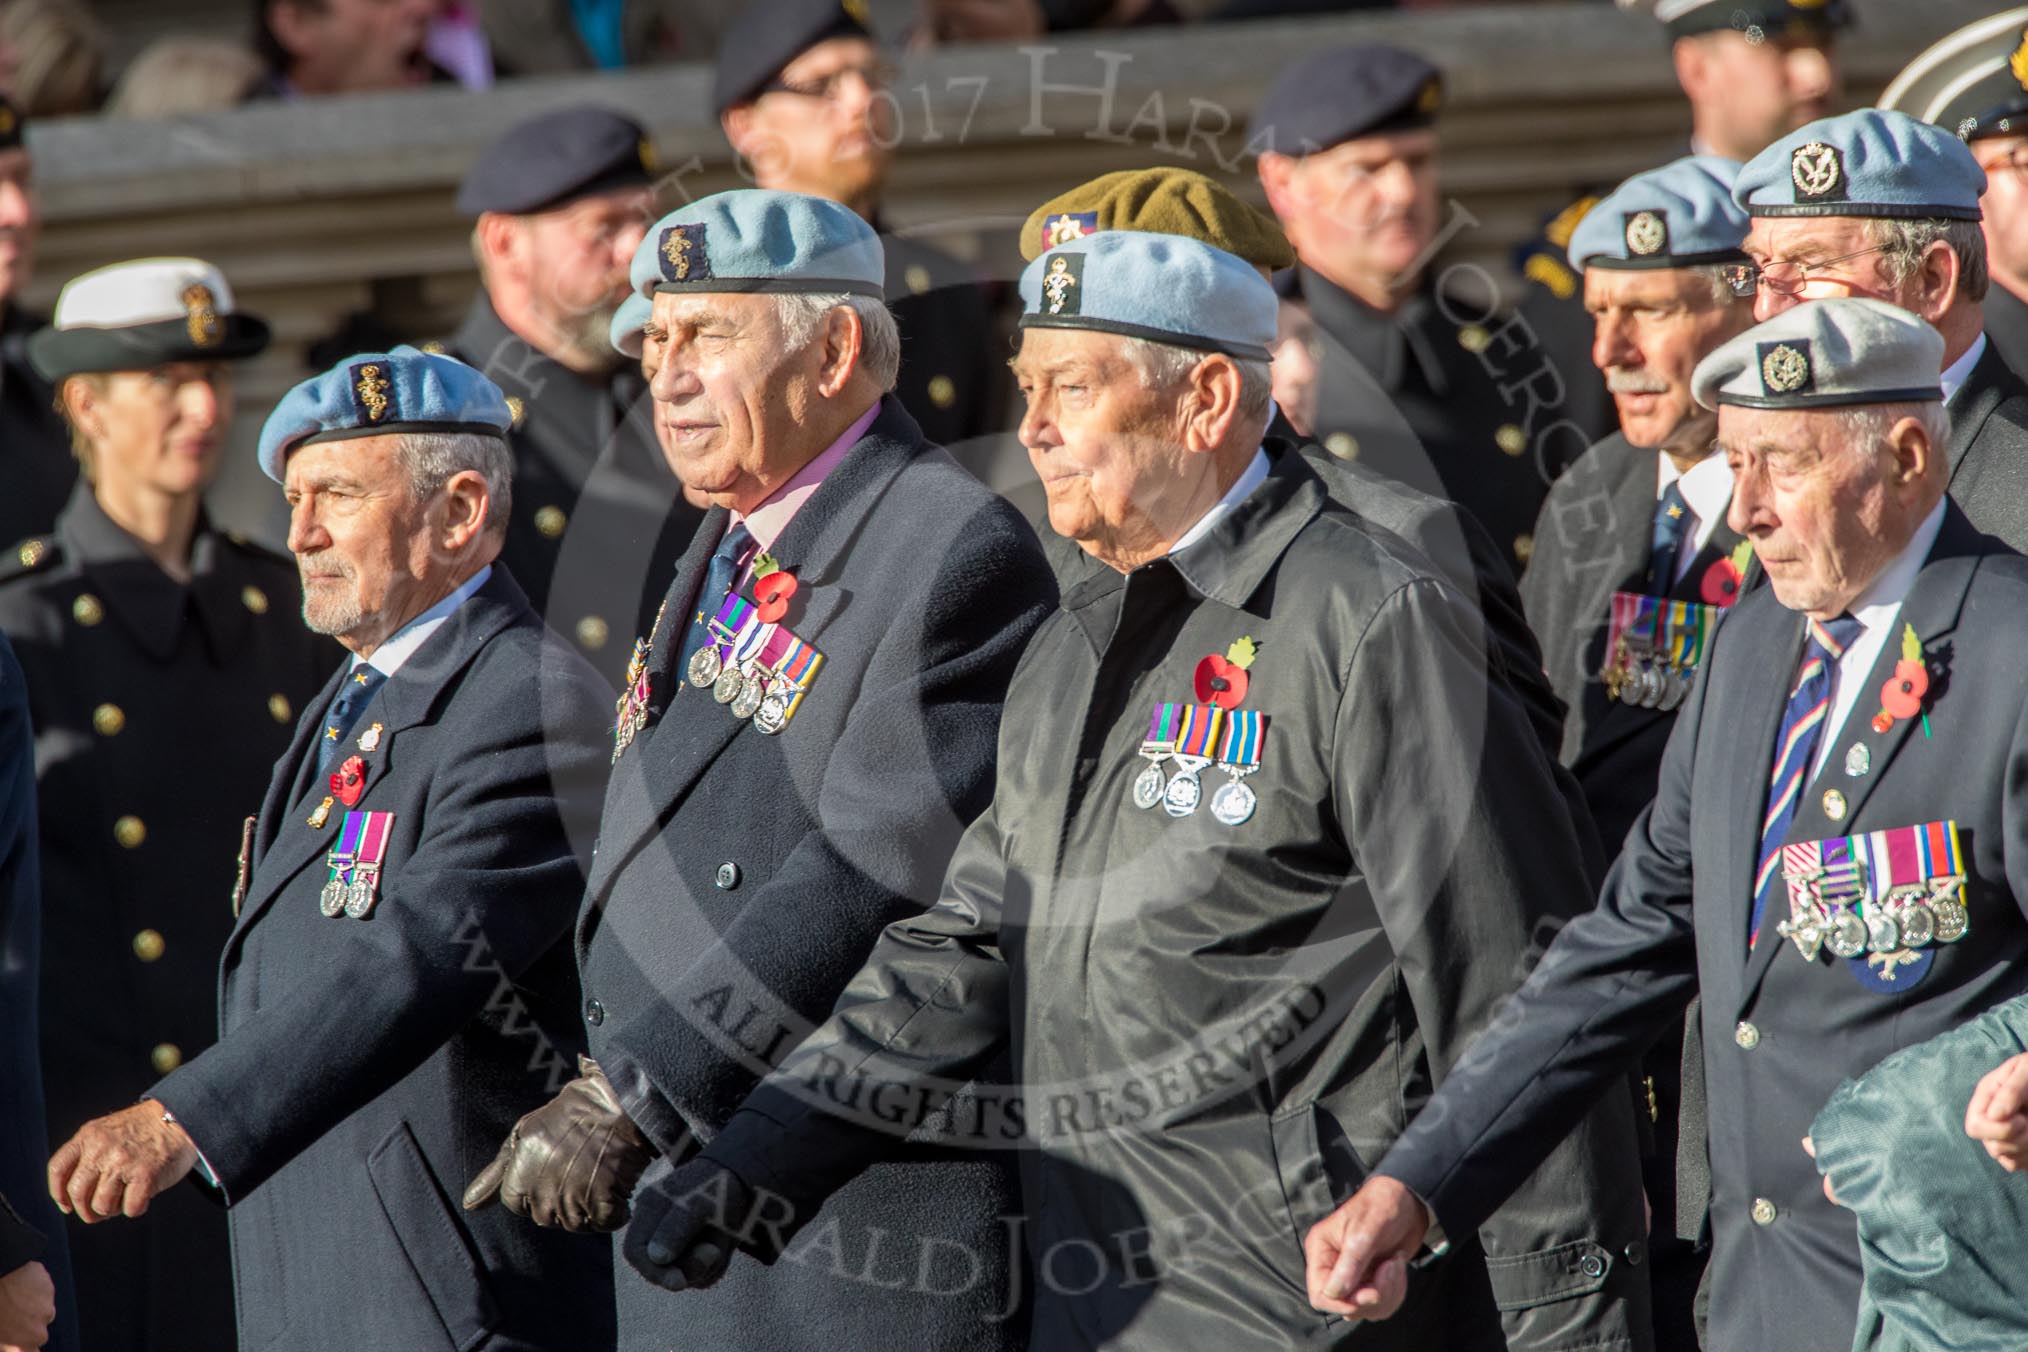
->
1117, 337, 1275, 434
1692, 263, 1748, 308
775, 293, 902, 391
395, 431, 514, 537
1865, 217, 1989, 303
1837, 401, 1951, 480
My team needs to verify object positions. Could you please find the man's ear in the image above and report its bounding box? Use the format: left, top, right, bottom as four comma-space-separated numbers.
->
1909, 240, 1962, 326
1257, 152, 1297, 222
474, 213, 521, 277
1671, 36, 1708, 104
815, 304, 865, 398
437, 469, 493, 554
1182, 353, 1244, 454
1886, 413, 1933, 487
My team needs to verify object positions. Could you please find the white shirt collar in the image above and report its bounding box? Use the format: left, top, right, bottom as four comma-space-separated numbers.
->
1653, 452, 1736, 574
1943, 331, 1987, 404
1170, 449, 1271, 556
1849, 499, 1945, 631
351, 564, 492, 678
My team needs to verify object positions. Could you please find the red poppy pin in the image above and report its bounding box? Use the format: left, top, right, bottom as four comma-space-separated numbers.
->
1871, 624, 1932, 737
1195, 636, 1258, 711
331, 755, 368, 807
752, 553, 798, 624
1700, 540, 1755, 609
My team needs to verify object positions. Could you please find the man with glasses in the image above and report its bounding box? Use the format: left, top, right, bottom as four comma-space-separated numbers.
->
712, 0, 1001, 459
1878, 12, 2028, 388
1729, 108, 2028, 551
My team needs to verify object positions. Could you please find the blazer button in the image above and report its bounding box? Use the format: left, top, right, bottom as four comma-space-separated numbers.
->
715, 862, 740, 890
1734, 1021, 1760, 1050
1751, 1197, 1778, 1226
584, 998, 605, 1027
1622, 1239, 1646, 1267
1577, 1251, 1606, 1279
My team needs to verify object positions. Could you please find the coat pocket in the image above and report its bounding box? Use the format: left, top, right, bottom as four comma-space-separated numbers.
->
1267, 1102, 1366, 1279
364, 1122, 501, 1352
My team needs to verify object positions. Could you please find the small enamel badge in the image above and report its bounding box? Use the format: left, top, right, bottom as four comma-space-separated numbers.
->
1624, 210, 1667, 257
1043, 211, 1098, 249
351, 361, 393, 423
1790, 141, 1844, 200
1041, 253, 1083, 316
358, 722, 383, 752
659, 224, 710, 283
1759, 341, 1813, 396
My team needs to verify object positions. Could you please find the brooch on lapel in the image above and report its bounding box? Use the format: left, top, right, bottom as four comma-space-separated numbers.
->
1698, 540, 1754, 608
1777, 821, 1966, 991
320, 810, 396, 920
1134, 637, 1271, 826
358, 723, 383, 753
331, 755, 368, 807
1871, 623, 1933, 737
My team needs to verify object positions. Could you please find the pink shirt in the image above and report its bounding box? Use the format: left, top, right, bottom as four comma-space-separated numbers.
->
730, 401, 879, 586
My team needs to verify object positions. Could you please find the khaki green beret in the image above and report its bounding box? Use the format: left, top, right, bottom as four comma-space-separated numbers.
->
1020, 168, 1296, 271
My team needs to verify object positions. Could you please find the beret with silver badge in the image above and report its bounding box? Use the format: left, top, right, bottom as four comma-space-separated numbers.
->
1568, 154, 1749, 271
1691, 297, 1944, 411
1734, 108, 1985, 221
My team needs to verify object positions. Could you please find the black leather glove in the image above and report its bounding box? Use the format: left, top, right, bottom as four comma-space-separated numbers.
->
463, 1055, 657, 1231
622, 1157, 765, 1293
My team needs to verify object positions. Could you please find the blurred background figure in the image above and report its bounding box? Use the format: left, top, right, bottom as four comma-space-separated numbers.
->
104, 38, 263, 119
715, 0, 1003, 459
252, 0, 440, 98
6, 257, 334, 1352
0, 95, 72, 554
0, 0, 103, 118
441, 104, 702, 686
1879, 8, 2028, 379
479, 0, 738, 74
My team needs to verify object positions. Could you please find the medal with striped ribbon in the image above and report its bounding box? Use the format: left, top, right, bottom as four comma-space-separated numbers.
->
1210, 709, 1267, 826
1164, 704, 1223, 818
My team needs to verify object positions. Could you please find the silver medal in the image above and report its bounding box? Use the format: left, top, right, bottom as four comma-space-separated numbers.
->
754, 692, 790, 735
712, 667, 744, 704
344, 878, 376, 920
1163, 771, 1203, 817
319, 879, 347, 918
731, 674, 766, 720
1209, 779, 1257, 826
1132, 762, 1167, 810
1826, 911, 1869, 959
1638, 663, 1665, 709
1933, 896, 1969, 942
1844, 743, 1870, 778
1897, 901, 1936, 948
1778, 915, 1824, 963
688, 645, 723, 688
1864, 907, 1901, 954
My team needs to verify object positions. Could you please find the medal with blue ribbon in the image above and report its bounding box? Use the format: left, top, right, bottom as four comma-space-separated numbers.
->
1780, 820, 1964, 990
1210, 710, 1267, 826
754, 631, 825, 736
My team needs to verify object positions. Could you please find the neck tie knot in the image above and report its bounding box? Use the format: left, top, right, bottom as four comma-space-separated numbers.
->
1807, 614, 1864, 663
1650, 480, 1692, 594
318, 665, 389, 775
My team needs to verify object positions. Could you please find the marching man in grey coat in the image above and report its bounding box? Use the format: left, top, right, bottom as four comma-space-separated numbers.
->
615, 229, 1651, 1349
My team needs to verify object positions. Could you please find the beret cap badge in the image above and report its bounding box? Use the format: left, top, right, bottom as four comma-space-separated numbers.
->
1624, 210, 1668, 256
1760, 341, 1813, 395
181, 283, 221, 348
351, 362, 394, 424
1790, 141, 1843, 199
1043, 211, 1098, 250
1041, 253, 1083, 316
660, 224, 710, 283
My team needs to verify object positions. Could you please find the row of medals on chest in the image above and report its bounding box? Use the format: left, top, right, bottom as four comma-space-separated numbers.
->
1131, 708, 1263, 826
686, 617, 807, 734
1777, 861, 1969, 962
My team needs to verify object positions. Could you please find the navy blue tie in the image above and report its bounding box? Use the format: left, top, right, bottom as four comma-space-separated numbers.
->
1749, 615, 1865, 946
675, 522, 755, 679
317, 666, 388, 776
1650, 481, 1691, 594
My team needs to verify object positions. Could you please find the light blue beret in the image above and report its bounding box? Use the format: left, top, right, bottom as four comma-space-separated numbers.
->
1017, 230, 1276, 361
1735, 109, 1985, 222
628, 189, 884, 300
1692, 298, 1944, 411
610, 291, 652, 359
257, 345, 513, 483
1569, 155, 1749, 271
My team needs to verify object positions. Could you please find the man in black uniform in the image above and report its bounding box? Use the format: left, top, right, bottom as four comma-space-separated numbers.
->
1516, 0, 1849, 455
1879, 12, 2028, 378
0, 95, 74, 550
445, 105, 704, 686
621, 227, 1649, 1350
3, 259, 334, 1351
1253, 45, 1591, 574
1519, 155, 1756, 1352
713, 0, 1003, 461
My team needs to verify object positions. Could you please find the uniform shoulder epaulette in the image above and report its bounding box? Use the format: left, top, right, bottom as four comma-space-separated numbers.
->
1516, 193, 1602, 302
0, 535, 60, 583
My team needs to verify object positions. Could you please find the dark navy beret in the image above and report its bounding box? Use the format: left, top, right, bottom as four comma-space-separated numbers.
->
1568, 155, 1749, 271
1880, 12, 2028, 145
712, 0, 876, 117
456, 105, 656, 218
1018, 231, 1277, 361
629, 190, 884, 299
1735, 109, 1985, 222
1249, 44, 1443, 157
1693, 298, 1943, 411
259, 347, 512, 483
1634, 0, 1851, 40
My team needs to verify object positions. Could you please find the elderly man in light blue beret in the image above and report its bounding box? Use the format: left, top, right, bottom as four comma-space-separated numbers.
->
51, 345, 622, 1348
619, 226, 1650, 1350
1311, 293, 2028, 1350
470, 187, 1058, 1352
1732, 107, 2028, 549
1518, 151, 1758, 1352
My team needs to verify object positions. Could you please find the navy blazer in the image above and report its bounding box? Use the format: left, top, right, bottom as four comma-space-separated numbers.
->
579, 395, 1056, 1350
151, 568, 618, 1352
1376, 502, 2028, 1350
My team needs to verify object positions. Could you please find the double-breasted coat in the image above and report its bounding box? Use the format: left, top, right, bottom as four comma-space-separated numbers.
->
1378, 503, 2028, 1351
0, 486, 333, 1351
577, 396, 1057, 1349
704, 447, 1651, 1350
150, 567, 619, 1352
